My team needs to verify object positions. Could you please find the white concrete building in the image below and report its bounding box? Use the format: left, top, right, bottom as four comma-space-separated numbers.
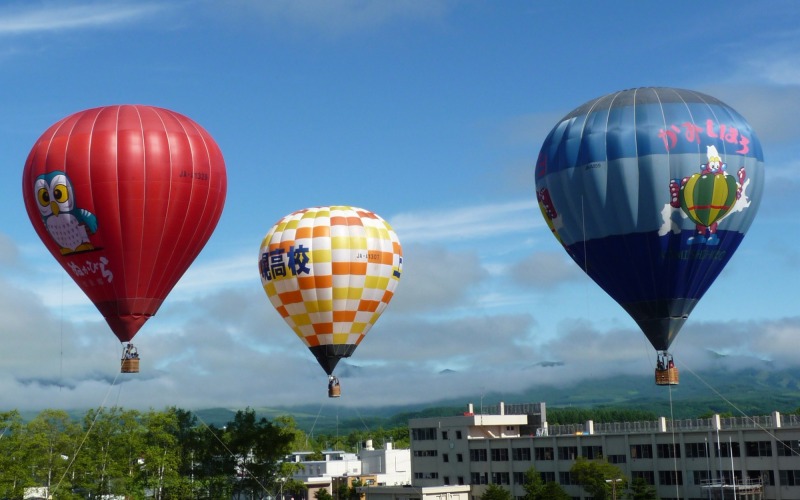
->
360, 440, 412, 486
288, 450, 363, 484
287, 443, 412, 500
406, 401, 800, 500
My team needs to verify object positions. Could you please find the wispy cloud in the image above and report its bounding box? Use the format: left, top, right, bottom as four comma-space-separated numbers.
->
390, 200, 541, 244
0, 2, 167, 35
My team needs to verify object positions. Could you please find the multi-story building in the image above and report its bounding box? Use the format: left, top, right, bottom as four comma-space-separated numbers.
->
407, 401, 800, 500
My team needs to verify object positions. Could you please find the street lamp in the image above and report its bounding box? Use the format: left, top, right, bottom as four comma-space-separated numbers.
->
605, 478, 622, 500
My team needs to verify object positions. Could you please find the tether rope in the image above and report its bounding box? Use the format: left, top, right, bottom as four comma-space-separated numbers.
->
53, 366, 123, 494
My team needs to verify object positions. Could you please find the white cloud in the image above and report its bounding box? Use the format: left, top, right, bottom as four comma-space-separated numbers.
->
0, 2, 167, 35
508, 251, 584, 289
390, 200, 540, 244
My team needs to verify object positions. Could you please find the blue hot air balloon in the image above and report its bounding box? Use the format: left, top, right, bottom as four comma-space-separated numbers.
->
534, 87, 764, 384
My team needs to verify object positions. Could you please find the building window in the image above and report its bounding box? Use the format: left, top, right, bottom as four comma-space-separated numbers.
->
442, 431, 448, 440
457, 476, 464, 485
631, 471, 655, 485
778, 440, 800, 456
470, 472, 488, 485
558, 471, 577, 485
492, 472, 510, 485
607, 454, 626, 464
582, 445, 603, 459
491, 448, 509, 461
558, 446, 577, 460
443, 453, 449, 463
747, 469, 774, 486
745, 440, 772, 457
443, 476, 450, 485
456, 431, 463, 439
470, 449, 488, 462
534, 447, 554, 461
513, 472, 525, 485
718, 441, 740, 457
457, 453, 463, 462
413, 450, 438, 457
512, 447, 531, 461
684, 442, 709, 458
411, 428, 437, 440
657, 443, 680, 458
693, 470, 710, 485
659, 471, 683, 486
630, 444, 653, 459
720, 470, 742, 485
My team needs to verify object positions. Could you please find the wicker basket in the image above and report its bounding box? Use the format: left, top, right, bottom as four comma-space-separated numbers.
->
121, 358, 140, 373
655, 366, 679, 385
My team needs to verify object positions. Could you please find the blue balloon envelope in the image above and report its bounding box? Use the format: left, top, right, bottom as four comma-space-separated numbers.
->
535, 87, 764, 352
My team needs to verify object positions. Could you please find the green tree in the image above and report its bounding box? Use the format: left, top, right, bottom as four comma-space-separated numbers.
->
570, 457, 626, 500
226, 408, 295, 499
540, 481, 571, 500
0, 410, 27, 499
194, 422, 235, 499
276, 415, 309, 451
480, 483, 513, 500
70, 407, 143, 498
23, 409, 81, 497
521, 465, 543, 500
137, 408, 184, 499
316, 487, 334, 500
625, 477, 658, 500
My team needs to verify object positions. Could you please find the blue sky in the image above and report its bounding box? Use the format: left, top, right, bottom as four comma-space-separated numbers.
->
1, 0, 800, 412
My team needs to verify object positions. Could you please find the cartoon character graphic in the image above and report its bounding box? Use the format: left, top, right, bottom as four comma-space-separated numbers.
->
537, 187, 564, 245
669, 146, 746, 245
34, 170, 98, 255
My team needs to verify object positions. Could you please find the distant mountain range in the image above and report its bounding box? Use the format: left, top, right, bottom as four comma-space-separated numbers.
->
192, 365, 800, 433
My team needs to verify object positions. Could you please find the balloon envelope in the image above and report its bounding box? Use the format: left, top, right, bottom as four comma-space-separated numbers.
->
22, 105, 227, 342
259, 206, 402, 375
535, 87, 763, 351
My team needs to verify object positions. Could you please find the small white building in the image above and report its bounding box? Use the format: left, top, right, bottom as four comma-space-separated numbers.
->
286, 443, 411, 500
288, 449, 362, 484
360, 440, 411, 486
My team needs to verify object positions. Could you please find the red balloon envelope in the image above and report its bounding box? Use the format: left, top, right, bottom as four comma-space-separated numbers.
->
22, 105, 227, 343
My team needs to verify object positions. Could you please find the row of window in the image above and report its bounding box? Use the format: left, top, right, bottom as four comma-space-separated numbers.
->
414, 426, 800, 460
410, 428, 466, 441
418, 440, 792, 461
427, 469, 800, 488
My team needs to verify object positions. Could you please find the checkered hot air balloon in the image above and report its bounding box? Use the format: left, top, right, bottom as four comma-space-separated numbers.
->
535, 87, 764, 385
259, 206, 402, 397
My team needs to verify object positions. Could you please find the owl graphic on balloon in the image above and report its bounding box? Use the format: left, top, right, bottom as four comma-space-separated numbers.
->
669, 145, 747, 246
34, 170, 98, 255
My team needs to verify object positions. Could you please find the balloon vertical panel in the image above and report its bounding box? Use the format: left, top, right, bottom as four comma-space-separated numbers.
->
535, 88, 764, 351
23, 105, 227, 343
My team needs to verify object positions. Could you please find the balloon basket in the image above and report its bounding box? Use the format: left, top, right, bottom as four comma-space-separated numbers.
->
655, 366, 679, 385
328, 384, 341, 398
121, 358, 140, 373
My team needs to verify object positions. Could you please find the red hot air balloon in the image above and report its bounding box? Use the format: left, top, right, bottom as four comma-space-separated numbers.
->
22, 105, 227, 372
